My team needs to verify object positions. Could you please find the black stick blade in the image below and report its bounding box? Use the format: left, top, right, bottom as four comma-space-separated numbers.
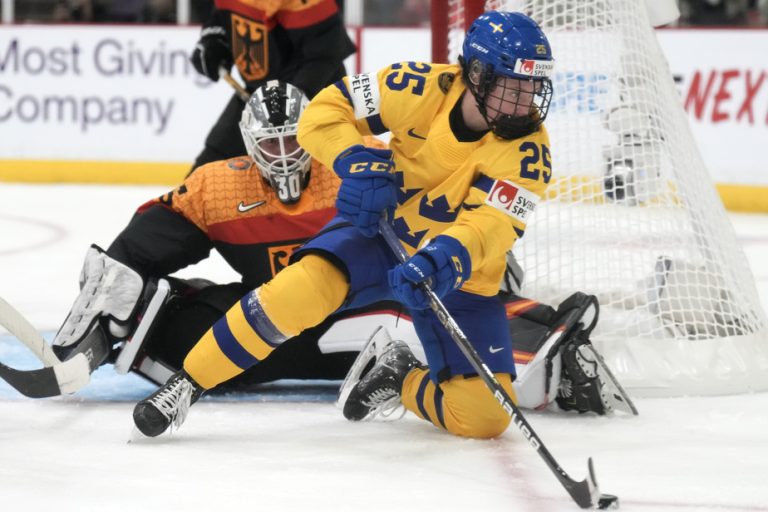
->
561, 457, 601, 509
0, 354, 90, 398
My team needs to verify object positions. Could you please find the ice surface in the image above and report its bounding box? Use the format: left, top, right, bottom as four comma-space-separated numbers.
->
1, 184, 767, 511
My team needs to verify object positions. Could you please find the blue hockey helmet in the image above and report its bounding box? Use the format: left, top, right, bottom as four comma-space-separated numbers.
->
460, 11, 554, 139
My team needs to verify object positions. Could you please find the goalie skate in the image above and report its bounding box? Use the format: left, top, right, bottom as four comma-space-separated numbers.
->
557, 336, 638, 416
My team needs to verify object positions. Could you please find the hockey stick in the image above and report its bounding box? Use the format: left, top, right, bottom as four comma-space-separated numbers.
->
0, 355, 90, 398
378, 219, 618, 510
0, 297, 60, 366
0, 297, 90, 397
219, 67, 250, 102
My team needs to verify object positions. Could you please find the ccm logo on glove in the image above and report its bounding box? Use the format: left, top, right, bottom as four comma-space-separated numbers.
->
332, 145, 396, 237
450, 255, 464, 286
389, 235, 471, 310
349, 161, 391, 174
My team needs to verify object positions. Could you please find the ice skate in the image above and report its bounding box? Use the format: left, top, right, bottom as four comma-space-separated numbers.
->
133, 370, 204, 437
338, 327, 423, 421
556, 334, 638, 415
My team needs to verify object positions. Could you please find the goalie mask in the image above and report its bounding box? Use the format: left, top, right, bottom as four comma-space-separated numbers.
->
240, 81, 311, 204
460, 11, 554, 140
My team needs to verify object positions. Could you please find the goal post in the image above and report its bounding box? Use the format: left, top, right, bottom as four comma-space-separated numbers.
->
431, 0, 485, 63
432, 0, 768, 397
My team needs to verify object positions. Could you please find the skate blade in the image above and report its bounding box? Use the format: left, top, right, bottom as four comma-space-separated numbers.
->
337, 326, 392, 410
580, 345, 639, 416
127, 425, 149, 444
127, 425, 171, 444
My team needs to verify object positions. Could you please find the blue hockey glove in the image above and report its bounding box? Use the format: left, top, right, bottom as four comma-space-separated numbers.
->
388, 235, 472, 310
333, 145, 396, 237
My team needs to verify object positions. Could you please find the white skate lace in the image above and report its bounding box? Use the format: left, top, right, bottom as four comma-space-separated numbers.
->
558, 378, 573, 398
151, 378, 195, 431
361, 387, 406, 421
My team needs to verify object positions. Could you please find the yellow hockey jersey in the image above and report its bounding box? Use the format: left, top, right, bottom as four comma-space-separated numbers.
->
298, 62, 552, 296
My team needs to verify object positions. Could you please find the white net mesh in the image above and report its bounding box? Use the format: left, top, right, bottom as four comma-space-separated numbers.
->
444, 0, 768, 396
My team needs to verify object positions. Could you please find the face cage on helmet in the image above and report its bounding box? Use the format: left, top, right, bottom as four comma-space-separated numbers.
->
241, 123, 312, 204
466, 62, 553, 140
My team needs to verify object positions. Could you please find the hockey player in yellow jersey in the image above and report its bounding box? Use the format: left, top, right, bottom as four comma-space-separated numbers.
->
132, 11, 557, 439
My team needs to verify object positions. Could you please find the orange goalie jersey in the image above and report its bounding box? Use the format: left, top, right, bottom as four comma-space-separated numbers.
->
137, 156, 340, 288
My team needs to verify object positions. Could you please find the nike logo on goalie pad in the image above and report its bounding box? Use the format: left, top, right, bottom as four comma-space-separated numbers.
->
489, 346, 504, 354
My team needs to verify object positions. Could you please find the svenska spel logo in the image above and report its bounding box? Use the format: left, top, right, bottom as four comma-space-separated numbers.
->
487, 180, 519, 209
520, 60, 535, 74
485, 179, 540, 223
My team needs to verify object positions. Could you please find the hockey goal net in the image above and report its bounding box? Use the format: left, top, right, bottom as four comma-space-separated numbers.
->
432, 0, 768, 397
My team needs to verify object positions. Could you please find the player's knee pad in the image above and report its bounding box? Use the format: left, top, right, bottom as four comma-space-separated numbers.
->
259, 254, 349, 336
53, 245, 144, 362
439, 374, 515, 439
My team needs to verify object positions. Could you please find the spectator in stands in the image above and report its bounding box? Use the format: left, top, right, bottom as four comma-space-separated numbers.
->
678, 0, 751, 26
144, 0, 175, 23
363, 0, 430, 26
51, 0, 176, 23
397, 0, 430, 25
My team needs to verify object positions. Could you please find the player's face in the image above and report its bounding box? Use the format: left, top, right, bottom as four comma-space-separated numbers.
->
257, 135, 301, 164
485, 77, 538, 119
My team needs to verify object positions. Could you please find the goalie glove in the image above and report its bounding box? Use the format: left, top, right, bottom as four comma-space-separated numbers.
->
388, 235, 472, 310
190, 25, 233, 82
333, 145, 397, 238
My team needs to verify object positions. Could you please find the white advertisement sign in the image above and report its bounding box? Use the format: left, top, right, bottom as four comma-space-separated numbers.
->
657, 30, 768, 186
0, 26, 765, 188
0, 26, 232, 162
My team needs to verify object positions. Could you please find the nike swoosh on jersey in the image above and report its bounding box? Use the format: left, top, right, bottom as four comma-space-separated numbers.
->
237, 200, 266, 212
489, 346, 504, 354
407, 128, 427, 140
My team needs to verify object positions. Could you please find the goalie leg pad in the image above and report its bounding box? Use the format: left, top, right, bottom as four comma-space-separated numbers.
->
130, 281, 244, 384
113, 278, 172, 375
510, 292, 597, 410
53, 245, 143, 360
